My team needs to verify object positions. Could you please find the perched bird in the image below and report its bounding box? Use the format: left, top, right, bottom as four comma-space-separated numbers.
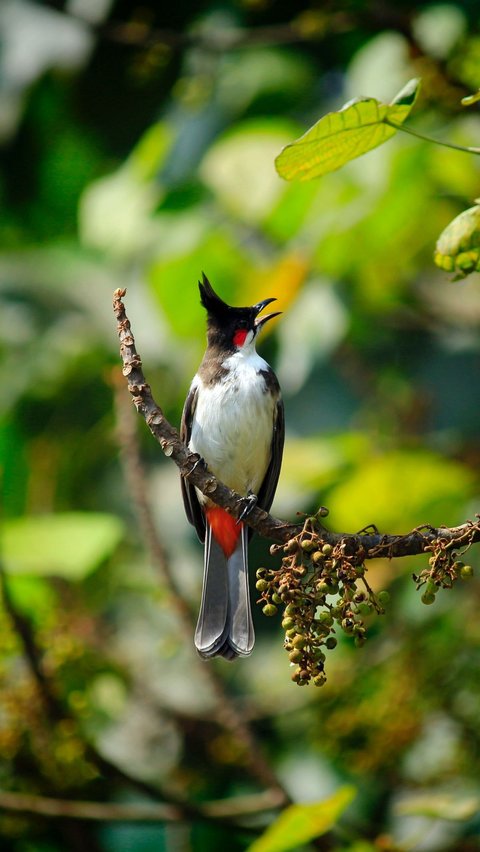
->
180, 274, 284, 660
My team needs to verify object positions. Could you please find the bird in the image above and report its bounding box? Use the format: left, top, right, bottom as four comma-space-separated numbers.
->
180, 274, 284, 660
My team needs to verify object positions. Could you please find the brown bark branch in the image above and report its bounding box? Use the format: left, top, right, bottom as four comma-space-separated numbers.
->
0, 787, 284, 824
113, 287, 480, 560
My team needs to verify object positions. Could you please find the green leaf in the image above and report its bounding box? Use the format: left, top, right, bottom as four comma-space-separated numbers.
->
326, 450, 473, 534
200, 119, 296, 224
5, 576, 57, 624
147, 226, 249, 339
434, 199, 480, 279
275, 78, 420, 181
247, 787, 355, 852
2, 513, 124, 580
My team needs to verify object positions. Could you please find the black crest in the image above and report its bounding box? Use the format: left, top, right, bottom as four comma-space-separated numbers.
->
198, 273, 255, 327
198, 273, 233, 321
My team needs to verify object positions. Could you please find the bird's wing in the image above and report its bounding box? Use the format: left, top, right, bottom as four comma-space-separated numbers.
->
257, 396, 285, 515
180, 384, 206, 543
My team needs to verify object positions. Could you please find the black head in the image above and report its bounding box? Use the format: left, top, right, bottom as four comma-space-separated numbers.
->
198, 273, 280, 351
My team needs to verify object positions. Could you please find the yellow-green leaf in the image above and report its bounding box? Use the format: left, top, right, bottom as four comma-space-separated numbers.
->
247, 787, 355, 852
2, 513, 124, 580
275, 78, 420, 181
434, 199, 480, 279
326, 450, 473, 534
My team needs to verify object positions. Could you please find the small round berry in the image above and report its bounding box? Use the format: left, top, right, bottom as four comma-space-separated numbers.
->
294, 565, 307, 577
311, 648, 326, 662
262, 604, 278, 617
461, 564, 474, 580
255, 579, 269, 592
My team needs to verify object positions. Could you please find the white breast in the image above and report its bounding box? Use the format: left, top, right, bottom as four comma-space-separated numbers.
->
189, 349, 275, 498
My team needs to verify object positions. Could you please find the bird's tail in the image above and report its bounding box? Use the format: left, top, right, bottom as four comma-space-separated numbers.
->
194, 508, 255, 660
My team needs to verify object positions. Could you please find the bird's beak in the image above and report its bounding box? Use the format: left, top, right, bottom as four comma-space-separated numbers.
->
253, 297, 282, 330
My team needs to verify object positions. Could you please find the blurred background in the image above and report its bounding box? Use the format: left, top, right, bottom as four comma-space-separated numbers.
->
1, 0, 480, 850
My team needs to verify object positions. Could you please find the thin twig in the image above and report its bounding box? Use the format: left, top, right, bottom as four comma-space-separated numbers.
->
0, 787, 284, 824
0, 567, 64, 722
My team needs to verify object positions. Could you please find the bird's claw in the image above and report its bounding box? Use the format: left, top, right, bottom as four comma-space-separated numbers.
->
185, 455, 203, 478
237, 492, 258, 523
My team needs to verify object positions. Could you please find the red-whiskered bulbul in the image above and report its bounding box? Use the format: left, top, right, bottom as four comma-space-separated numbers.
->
180, 274, 284, 660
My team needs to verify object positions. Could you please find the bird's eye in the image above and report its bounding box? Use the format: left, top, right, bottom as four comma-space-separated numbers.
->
233, 328, 248, 347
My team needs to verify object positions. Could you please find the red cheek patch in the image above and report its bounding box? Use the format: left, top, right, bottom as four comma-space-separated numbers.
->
233, 329, 248, 347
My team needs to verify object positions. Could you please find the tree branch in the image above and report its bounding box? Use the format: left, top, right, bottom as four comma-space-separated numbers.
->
113, 288, 480, 559
0, 787, 284, 824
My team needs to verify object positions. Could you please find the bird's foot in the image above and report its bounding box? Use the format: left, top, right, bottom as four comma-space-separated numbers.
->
184, 454, 203, 478
356, 523, 379, 535
237, 492, 258, 523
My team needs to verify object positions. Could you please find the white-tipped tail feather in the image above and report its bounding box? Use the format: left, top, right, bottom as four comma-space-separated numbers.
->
194, 525, 254, 660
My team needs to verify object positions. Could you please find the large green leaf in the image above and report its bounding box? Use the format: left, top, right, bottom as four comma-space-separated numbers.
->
200, 119, 296, 223
2, 513, 124, 580
326, 450, 473, 534
247, 787, 355, 852
147, 226, 249, 339
275, 78, 420, 181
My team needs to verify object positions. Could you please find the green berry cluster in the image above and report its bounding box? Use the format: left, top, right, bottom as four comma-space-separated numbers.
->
414, 543, 474, 605
256, 522, 390, 687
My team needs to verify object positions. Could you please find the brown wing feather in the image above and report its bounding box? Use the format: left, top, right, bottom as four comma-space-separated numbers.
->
180, 385, 206, 543
255, 396, 285, 527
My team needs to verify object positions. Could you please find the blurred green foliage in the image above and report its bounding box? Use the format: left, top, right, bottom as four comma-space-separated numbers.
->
1, 1, 480, 851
